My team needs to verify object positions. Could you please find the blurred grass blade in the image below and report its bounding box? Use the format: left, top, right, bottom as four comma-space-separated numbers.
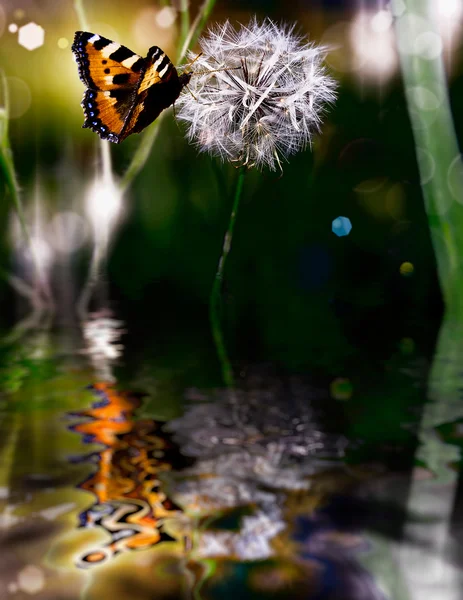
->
392, 0, 463, 312
119, 0, 217, 193
177, 0, 216, 63
74, 0, 90, 31
178, 0, 191, 61
0, 70, 49, 307
393, 4, 463, 592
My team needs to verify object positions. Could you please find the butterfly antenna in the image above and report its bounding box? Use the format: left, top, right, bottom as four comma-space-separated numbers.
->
192, 66, 240, 77
185, 84, 198, 102
182, 52, 203, 74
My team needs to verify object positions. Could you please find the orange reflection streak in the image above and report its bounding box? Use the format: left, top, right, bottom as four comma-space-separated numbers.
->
70, 383, 186, 568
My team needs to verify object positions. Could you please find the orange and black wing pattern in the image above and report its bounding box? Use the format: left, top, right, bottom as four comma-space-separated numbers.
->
72, 32, 190, 143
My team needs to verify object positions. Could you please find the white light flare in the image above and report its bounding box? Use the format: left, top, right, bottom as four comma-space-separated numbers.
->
85, 176, 123, 243
20, 236, 54, 271
437, 0, 463, 64
48, 211, 89, 254
437, 0, 463, 19
349, 10, 398, 82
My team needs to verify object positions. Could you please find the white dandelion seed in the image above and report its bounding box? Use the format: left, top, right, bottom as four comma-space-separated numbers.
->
177, 18, 337, 171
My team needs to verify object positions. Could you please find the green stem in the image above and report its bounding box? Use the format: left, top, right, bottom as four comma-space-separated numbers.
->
392, 7, 463, 586
177, 0, 216, 64
210, 168, 246, 387
178, 0, 190, 61
116, 0, 217, 194
74, 0, 90, 31
392, 0, 463, 314
0, 71, 48, 304
118, 118, 163, 194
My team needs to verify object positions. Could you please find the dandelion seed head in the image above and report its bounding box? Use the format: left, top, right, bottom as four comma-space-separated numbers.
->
177, 18, 337, 171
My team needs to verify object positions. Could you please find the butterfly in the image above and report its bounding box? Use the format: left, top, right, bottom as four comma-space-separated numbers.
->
72, 32, 192, 143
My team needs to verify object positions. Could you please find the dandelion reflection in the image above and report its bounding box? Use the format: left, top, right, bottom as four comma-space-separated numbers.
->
165, 380, 349, 563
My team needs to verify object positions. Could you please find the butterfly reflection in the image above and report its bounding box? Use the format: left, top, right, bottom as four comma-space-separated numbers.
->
69, 383, 189, 568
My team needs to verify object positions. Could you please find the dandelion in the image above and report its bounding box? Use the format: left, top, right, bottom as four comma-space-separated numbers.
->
177, 18, 337, 171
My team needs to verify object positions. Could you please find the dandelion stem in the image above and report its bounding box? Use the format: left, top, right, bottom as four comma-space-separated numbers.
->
210, 167, 245, 388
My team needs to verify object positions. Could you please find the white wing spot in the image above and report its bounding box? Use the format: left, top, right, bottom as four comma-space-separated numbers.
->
159, 63, 170, 78
152, 53, 166, 71
88, 34, 100, 43
101, 42, 121, 58
121, 55, 140, 68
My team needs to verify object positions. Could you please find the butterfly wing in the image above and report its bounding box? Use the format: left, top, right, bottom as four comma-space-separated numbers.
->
72, 32, 146, 143
121, 46, 184, 138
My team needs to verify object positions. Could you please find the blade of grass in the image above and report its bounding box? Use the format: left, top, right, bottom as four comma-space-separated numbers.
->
74, 0, 90, 31
393, 4, 463, 594
177, 0, 216, 64
392, 0, 463, 313
178, 0, 191, 61
118, 0, 217, 194
0, 70, 49, 306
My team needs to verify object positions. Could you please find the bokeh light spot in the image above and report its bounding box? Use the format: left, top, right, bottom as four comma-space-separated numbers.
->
447, 154, 463, 204
57, 37, 69, 49
5, 76, 31, 119
385, 184, 406, 220
416, 148, 436, 185
355, 179, 405, 221
391, 0, 406, 17
8, 24, 18, 34
133, 7, 174, 52
14, 9, 25, 20
371, 10, 393, 33
332, 216, 352, 237
438, 0, 463, 19
350, 11, 398, 80
354, 177, 388, 194
408, 86, 440, 111
18, 22, 44, 51
17, 565, 45, 595
399, 338, 415, 355
330, 378, 353, 401
395, 14, 429, 55
414, 31, 443, 60
156, 6, 177, 29
400, 262, 414, 276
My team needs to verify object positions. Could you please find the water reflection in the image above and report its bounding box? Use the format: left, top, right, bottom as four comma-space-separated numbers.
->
81, 312, 125, 382
69, 383, 189, 568
4, 332, 461, 598
66, 376, 394, 598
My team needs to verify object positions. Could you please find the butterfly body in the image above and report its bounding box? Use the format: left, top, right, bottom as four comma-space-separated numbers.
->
72, 32, 191, 143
